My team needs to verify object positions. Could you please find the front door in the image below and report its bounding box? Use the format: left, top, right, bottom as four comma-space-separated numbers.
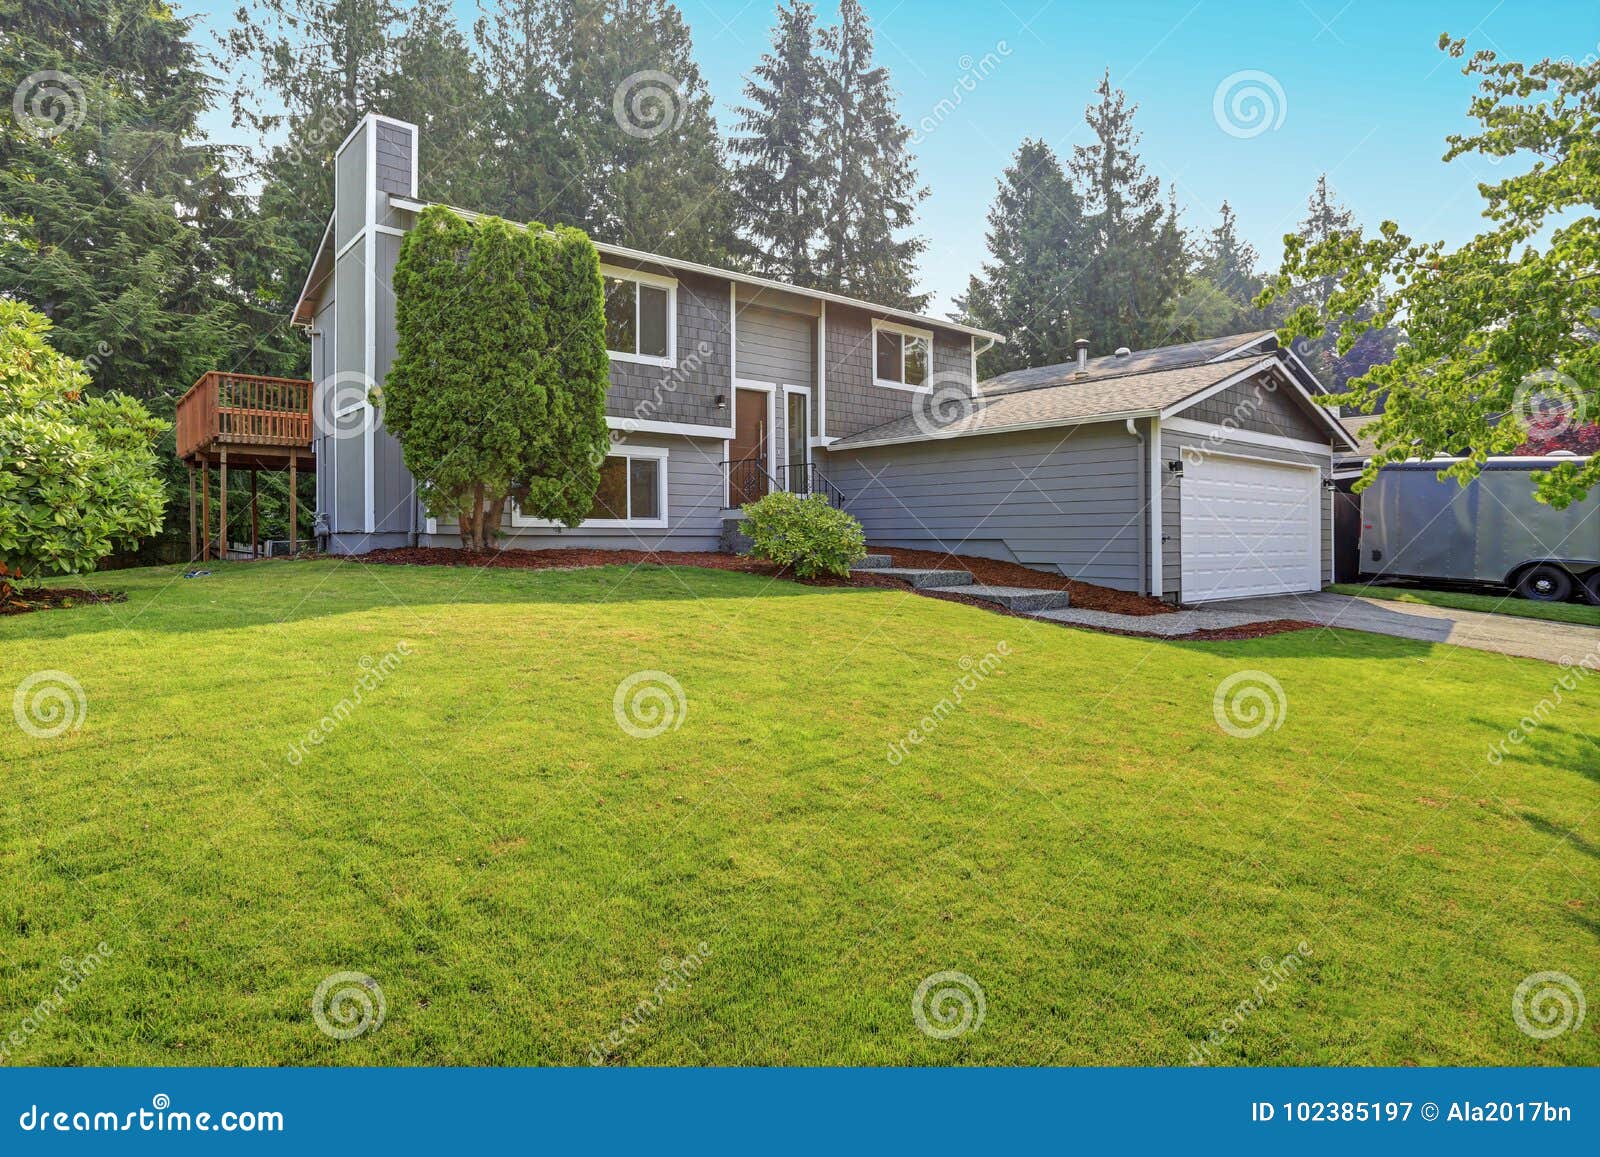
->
729, 387, 768, 506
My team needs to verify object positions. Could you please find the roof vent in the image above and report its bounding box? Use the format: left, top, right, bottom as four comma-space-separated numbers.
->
1547, 449, 1578, 457
1114, 346, 1132, 358
1074, 337, 1090, 377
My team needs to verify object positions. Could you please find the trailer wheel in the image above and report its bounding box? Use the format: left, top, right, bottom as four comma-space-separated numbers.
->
1516, 564, 1573, 602
1583, 571, 1600, 605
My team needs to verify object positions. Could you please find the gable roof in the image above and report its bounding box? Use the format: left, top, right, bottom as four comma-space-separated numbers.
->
981, 331, 1277, 395
830, 350, 1361, 452
292, 196, 1004, 342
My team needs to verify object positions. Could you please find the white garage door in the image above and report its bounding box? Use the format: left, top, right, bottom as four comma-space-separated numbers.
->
1181, 454, 1321, 601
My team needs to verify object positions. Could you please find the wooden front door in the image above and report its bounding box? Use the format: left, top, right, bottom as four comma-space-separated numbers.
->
729, 388, 769, 506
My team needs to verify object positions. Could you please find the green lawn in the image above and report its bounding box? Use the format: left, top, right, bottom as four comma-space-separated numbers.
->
2, 560, 1596, 1066
1329, 581, 1600, 627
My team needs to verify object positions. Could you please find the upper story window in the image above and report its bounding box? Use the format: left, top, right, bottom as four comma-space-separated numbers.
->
602, 265, 676, 367
872, 319, 932, 392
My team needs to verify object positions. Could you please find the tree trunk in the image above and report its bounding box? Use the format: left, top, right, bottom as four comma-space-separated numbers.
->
482, 495, 507, 551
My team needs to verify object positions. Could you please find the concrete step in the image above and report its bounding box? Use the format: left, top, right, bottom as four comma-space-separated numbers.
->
852, 565, 974, 589
855, 553, 894, 569
720, 515, 752, 555
959, 584, 1072, 612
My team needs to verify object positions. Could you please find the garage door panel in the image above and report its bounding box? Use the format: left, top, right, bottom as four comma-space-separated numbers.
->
1181, 455, 1320, 601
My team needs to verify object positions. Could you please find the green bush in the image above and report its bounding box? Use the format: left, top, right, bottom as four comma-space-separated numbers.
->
741, 491, 867, 578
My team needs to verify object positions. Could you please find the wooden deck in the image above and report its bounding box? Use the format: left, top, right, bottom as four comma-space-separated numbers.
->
175, 372, 315, 561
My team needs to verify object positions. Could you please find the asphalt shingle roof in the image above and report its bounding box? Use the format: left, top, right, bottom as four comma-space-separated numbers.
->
980, 331, 1276, 395
831, 353, 1279, 449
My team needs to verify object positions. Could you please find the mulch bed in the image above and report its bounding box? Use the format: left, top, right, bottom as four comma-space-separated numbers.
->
0, 588, 127, 616
355, 545, 1312, 640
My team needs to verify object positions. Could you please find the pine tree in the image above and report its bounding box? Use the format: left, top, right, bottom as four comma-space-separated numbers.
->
1068, 73, 1187, 350
1199, 201, 1263, 308
954, 139, 1086, 376
730, 0, 828, 282
814, 0, 927, 309
1168, 201, 1270, 340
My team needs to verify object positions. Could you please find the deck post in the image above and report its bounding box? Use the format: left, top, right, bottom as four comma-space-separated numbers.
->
288, 452, 299, 556
187, 464, 197, 561
251, 469, 259, 559
201, 460, 211, 562
219, 448, 228, 562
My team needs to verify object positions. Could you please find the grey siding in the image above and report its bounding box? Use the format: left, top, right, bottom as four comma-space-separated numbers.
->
1159, 429, 1333, 600
822, 422, 1146, 591
736, 303, 815, 485
606, 270, 733, 430
334, 122, 367, 252
311, 300, 335, 526
374, 121, 414, 197
823, 304, 974, 439
420, 434, 726, 552
1179, 374, 1329, 442
331, 250, 367, 534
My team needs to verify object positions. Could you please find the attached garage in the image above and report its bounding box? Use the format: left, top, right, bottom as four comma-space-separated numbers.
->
1179, 453, 1322, 601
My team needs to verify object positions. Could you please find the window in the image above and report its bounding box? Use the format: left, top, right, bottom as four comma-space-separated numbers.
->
602, 266, 675, 365
872, 320, 932, 391
511, 448, 668, 529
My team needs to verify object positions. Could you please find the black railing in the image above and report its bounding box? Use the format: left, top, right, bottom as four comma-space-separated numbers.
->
724, 459, 847, 510
773, 462, 847, 509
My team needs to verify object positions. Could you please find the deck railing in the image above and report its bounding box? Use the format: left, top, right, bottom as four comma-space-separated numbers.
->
176, 372, 314, 460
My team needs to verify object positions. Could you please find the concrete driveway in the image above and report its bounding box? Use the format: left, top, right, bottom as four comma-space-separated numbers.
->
1205, 591, 1600, 664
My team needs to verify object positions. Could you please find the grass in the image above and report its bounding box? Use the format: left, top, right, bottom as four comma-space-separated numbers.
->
1328, 582, 1600, 627
2, 559, 1596, 1067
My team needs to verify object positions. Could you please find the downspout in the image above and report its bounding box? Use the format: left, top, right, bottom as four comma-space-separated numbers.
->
1149, 417, 1163, 600
1126, 418, 1147, 597
971, 336, 996, 392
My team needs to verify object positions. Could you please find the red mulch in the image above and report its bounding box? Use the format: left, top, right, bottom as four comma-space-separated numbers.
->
0, 588, 126, 616
352, 546, 1313, 641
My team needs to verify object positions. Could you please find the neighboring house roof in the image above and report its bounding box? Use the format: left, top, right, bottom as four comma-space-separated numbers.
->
292, 198, 1004, 343
1337, 413, 1383, 464
832, 351, 1358, 451
981, 331, 1277, 395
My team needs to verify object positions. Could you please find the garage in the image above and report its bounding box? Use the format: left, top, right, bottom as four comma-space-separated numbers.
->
1180, 453, 1321, 601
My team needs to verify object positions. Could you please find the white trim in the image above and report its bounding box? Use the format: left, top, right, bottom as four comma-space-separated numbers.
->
1162, 416, 1337, 457
600, 263, 676, 368
511, 446, 670, 530
734, 379, 779, 484
606, 416, 732, 439
1161, 360, 1358, 450
729, 282, 737, 388
836, 408, 1158, 451
293, 214, 335, 324
384, 195, 1004, 342
1280, 346, 1326, 394
816, 301, 827, 440
373, 224, 407, 238
782, 384, 813, 480
871, 318, 933, 393
363, 123, 377, 535
1149, 417, 1162, 598
1205, 332, 1276, 362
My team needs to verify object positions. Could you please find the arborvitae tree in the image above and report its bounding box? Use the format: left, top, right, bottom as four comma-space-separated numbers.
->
954, 139, 1086, 377
814, 0, 927, 309
730, 0, 828, 282
1068, 73, 1187, 350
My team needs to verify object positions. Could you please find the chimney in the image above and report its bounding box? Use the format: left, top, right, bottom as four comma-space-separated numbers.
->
1074, 338, 1090, 376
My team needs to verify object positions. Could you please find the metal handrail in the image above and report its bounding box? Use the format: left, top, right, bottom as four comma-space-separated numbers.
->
722, 459, 847, 510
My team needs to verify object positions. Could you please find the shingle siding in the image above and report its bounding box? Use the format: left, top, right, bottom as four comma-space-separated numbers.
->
1179, 374, 1329, 442
373, 122, 414, 197
823, 304, 974, 439
606, 271, 732, 430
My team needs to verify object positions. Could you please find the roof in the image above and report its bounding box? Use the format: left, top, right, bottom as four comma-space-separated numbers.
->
1337, 413, 1383, 462
831, 353, 1284, 450
293, 196, 1004, 343
981, 331, 1276, 395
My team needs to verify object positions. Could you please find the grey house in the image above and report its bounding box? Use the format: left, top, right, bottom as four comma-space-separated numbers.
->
295, 115, 1357, 603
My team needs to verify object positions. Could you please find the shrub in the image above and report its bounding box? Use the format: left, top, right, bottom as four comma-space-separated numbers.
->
741, 491, 867, 578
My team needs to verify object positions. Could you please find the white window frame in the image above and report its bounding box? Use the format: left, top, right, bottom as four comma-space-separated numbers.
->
511, 445, 670, 530
871, 318, 934, 393
601, 264, 677, 368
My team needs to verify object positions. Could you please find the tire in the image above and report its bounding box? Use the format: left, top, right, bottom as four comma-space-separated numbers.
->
1516, 564, 1573, 602
1584, 570, 1600, 605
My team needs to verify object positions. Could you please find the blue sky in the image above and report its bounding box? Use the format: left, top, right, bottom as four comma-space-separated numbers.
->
186, 0, 1600, 313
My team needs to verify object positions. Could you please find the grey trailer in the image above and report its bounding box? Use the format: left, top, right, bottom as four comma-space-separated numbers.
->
1359, 456, 1600, 602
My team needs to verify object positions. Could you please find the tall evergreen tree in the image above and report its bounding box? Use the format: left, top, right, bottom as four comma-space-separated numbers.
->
954, 139, 1086, 376
1167, 200, 1270, 340
729, 0, 828, 282
1198, 201, 1263, 307
1068, 73, 1186, 350
814, 0, 927, 309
